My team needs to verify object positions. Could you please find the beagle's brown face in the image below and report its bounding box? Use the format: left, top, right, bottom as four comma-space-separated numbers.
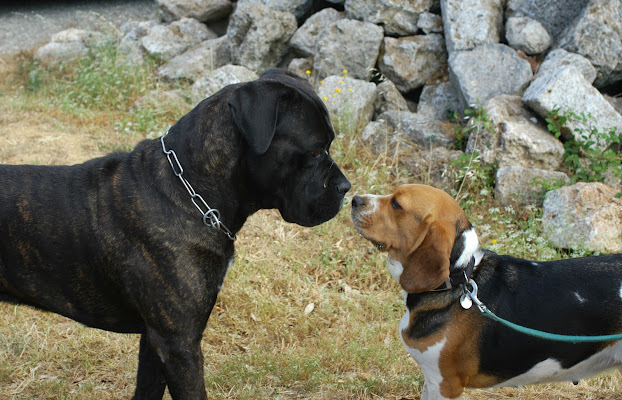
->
351, 184, 470, 293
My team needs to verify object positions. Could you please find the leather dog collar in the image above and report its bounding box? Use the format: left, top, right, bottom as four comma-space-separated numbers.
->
430, 256, 476, 292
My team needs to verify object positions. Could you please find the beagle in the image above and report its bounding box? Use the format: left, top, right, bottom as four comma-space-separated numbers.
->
351, 184, 622, 399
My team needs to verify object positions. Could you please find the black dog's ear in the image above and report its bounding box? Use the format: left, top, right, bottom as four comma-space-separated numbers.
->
228, 81, 289, 155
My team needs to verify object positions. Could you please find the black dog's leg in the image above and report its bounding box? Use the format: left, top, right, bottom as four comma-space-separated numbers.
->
143, 328, 207, 400
133, 334, 167, 400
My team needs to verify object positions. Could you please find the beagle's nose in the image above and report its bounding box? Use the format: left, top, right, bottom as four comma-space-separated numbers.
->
352, 195, 363, 208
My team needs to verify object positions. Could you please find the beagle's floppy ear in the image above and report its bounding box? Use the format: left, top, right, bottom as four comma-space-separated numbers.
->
399, 221, 454, 293
228, 81, 289, 155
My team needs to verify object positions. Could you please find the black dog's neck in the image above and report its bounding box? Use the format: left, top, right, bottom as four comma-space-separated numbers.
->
152, 95, 256, 238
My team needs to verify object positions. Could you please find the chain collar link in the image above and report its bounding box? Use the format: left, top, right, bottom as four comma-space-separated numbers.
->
160, 129, 236, 241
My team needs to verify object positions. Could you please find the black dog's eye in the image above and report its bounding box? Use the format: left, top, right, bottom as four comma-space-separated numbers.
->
310, 151, 321, 158
391, 197, 402, 210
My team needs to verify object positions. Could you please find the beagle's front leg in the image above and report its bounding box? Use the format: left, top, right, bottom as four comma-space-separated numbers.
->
420, 380, 460, 400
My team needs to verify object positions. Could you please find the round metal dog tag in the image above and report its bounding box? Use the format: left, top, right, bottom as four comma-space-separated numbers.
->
460, 293, 473, 309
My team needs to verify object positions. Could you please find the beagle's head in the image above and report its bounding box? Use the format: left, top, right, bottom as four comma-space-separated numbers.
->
350, 184, 478, 293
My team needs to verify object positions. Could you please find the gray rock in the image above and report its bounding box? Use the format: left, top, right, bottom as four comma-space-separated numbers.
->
466, 95, 565, 169
449, 44, 533, 109
226, 1, 297, 73
605, 94, 622, 116
505, 16, 551, 55
315, 19, 384, 80
374, 79, 410, 117
287, 57, 313, 79
536, 48, 597, 84
50, 28, 107, 47
345, 0, 435, 36
378, 110, 455, 148
542, 182, 622, 253
557, 0, 622, 88
417, 81, 463, 121
523, 66, 622, 149
378, 34, 447, 93
417, 11, 443, 34
142, 18, 215, 61
34, 28, 108, 66
402, 146, 464, 193
118, 20, 158, 63
157, 36, 231, 82
253, 0, 313, 22
514, 0, 591, 39
317, 75, 377, 131
289, 8, 345, 58
440, 0, 503, 53
361, 119, 413, 155
157, 0, 233, 22
495, 166, 569, 207
191, 64, 258, 104
35, 41, 88, 66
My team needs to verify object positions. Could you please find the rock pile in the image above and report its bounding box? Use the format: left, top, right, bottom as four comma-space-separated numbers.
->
32, 0, 622, 252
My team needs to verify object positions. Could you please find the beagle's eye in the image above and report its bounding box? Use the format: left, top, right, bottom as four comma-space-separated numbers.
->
310, 151, 321, 158
391, 197, 402, 210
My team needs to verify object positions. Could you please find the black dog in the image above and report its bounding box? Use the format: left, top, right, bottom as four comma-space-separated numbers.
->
0, 69, 350, 399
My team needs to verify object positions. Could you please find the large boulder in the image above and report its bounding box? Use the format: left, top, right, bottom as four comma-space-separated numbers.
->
141, 18, 215, 61
317, 75, 377, 131
157, 36, 231, 82
378, 34, 447, 93
449, 44, 533, 109
440, 0, 503, 53
523, 66, 622, 149
226, 1, 297, 73
513, 0, 591, 38
377, 110, 455, 148
417, 81, 463, 121
374, 79, 410, 117
118, 20, 158, 63
257, 0, 314, 22
495, 166, 569, 207
315, 19, 384, 80
557, 0, 622, 87
466, 95, 565, 170
505, 16, 551, 55
345, 0, 436, 36
156, 0, 233, 22
34, 28, 107, 66
289, 8, 345, 58
535, 48, 597, 84
191, 64, 258, 104
542, 182, 622, 253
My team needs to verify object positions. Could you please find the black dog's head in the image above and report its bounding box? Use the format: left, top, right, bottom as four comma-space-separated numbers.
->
228, 69, 350, 227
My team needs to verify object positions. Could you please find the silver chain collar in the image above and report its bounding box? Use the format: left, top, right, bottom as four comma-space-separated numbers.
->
160, 130, 236, 241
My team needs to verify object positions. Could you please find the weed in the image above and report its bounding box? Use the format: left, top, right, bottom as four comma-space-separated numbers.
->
546, 108, 622, 194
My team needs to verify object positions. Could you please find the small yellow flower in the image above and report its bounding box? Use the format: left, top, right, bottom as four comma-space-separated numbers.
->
335, 88, 341, 93
492, 239, 498, 244
323, 96, 328, 101
342, 69, 348, 74
332, 93, 336, 97
305, 70, 311, 75
320, 80, 324, 84
348, 88, 353, 92
339, 80, 344, 84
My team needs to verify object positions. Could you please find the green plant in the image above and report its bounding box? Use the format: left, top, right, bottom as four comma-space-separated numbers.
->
546, 108, 622, 194
450, 107, 496, 202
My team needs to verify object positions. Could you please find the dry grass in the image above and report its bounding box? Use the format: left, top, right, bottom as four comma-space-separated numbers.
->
0, 53, 621, 399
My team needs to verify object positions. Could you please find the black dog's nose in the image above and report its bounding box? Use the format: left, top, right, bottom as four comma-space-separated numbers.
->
337, 180, 351, 195
352, 195, 363, 208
